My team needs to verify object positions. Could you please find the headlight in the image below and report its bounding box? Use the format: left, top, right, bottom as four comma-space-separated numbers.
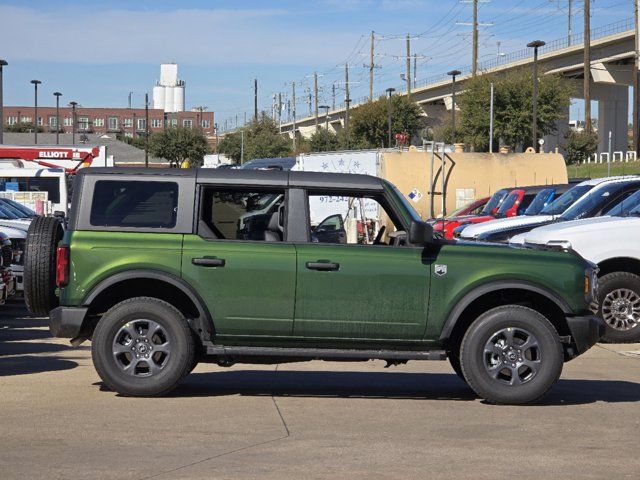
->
585, 268, 599, 304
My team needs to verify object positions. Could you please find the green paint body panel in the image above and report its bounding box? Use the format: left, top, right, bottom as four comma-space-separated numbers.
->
181, 235, 296, 337
60, 230, 183, 306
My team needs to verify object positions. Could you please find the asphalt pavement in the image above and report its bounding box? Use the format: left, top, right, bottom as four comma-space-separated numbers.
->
1, 301, 639, 480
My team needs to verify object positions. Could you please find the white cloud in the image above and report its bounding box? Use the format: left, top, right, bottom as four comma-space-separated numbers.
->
0, 5, 359, 66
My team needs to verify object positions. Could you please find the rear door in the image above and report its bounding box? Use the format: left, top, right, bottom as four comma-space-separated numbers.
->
181, 185, 297, 339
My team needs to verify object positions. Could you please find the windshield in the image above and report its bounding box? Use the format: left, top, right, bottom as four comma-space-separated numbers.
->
383, 181, 422, 225
540, 185, 592, 215
448, 201, 476, 218
482, 189, 509, 215
0, 203, 21, 219
604, 189, 640, 216
524, 188, 555, 215
495, 191, 521, 218
255, 193, 281, 210
1, 198, 37, 217
561, 182, 640, 220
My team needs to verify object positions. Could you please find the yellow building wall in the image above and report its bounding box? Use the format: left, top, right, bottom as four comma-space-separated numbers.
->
381, 150, 568, 220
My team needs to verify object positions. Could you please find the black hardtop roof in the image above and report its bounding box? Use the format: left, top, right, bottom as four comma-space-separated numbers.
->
78, 167, 385, 191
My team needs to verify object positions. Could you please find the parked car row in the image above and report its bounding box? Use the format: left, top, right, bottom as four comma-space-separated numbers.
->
449, 175, 640, 343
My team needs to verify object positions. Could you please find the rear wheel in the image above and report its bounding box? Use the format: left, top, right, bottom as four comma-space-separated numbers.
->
460, 305, 563, 405
597, 272, 640, 343
92, 297, 195, 397
24, 217, 63, 316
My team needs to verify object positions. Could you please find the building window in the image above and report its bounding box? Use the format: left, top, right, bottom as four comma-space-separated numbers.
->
170, 118, 177, 127
7, 116, 18, 125
21, 117, 32, 123
108, 117, 118, 131
64, 117, 73, 127
201, 120, 210, 128
137, 118, 147, 130
37, 117, 43, 126
123, 118, 132, 128
94, 118, 105, 127
78, 116, 89, 130
48, 116, 58, 127
151, 118, 163, 128
183, 119, 193, 128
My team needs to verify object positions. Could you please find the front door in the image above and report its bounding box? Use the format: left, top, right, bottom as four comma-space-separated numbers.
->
293, 191, 431, 342
181, 186, 296, 339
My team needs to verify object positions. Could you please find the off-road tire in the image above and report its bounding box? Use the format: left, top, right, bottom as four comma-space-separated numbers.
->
597, 272, 640, 343
24, 216, 63, 316
92, 297, 195, 397
460, 305, 563, 405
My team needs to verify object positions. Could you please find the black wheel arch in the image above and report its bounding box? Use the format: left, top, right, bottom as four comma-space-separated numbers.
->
82, 269, 214, 341
439, 280, 573, 346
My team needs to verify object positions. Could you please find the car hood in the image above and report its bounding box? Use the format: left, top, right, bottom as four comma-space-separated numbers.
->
513, 216, 637, 245
0, 223, 28, 238
459, 215, 555, 239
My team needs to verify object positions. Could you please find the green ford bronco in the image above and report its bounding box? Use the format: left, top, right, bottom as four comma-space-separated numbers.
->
24, 168, 603, 404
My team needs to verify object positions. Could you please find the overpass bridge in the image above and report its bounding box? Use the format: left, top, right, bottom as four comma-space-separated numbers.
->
278, 18, 636, 154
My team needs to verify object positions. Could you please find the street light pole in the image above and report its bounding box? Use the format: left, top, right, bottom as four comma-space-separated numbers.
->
447, 70, 461, 144
53, 92, 62, 145
386, 87, 395, 147
0, 60, 7, 145
527, 40, 546, 152
30, 79, 41, 144
319, 105, 330, 151
69, 101, 78, 145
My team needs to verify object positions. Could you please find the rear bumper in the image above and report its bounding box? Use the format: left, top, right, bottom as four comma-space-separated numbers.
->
49, 306, 89, 338
566, 314, 605, 356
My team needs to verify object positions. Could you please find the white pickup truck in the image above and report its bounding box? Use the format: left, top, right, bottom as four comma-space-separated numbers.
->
511, 191, 640, 343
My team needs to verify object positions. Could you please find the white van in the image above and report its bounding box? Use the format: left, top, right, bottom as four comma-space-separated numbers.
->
0, 167, 68, 215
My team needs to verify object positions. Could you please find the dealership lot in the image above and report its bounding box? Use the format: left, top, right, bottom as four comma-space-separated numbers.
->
1, 301, 639, 480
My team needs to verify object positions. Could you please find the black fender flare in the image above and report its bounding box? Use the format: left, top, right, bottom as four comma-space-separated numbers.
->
82, 269, 213, 337
438, 280, 572, 342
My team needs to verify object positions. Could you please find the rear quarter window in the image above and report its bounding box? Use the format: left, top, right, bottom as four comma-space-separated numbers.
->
90, 180, 178, 228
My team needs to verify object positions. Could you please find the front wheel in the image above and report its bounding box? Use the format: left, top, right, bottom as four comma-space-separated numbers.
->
460, 305, 563, 405
597, 272, 640, 343
92, 297, 195, 397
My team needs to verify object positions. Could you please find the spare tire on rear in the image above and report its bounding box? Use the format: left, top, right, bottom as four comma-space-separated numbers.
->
24, 217, 63, 316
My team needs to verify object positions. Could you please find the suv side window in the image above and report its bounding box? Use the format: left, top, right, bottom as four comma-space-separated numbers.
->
308, 193, 404, 245
199, 187, 286, 241
90, 180, 178, 228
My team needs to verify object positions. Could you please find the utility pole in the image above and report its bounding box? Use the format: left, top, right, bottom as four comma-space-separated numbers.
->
369, 31, 375, 101
278, 92, 282, 133
307, 93, 312, 116
314, 72, 319, 129
128, 91, 132, 109
292, 82, 297, 151
584, 0, 591, 132
406, 34, 411, 94
472, 0, 478, 76
568, 0, 573, 45
144, 93, 149, 167
332, 83, 336, 110
254, 78, 258, 122
634, 0, 639, 155
413, 53, 418, 86
345, 63, 351, 149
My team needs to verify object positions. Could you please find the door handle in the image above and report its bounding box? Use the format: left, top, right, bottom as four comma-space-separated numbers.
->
306, 261, 339, 271
192, 257, 225, 267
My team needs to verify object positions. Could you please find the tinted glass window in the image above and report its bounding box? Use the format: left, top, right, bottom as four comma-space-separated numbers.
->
482, 189, 509, 215
604, 189, 640, 216
200, 188, 285, 241
561, 183, 640, 220
540, 185, 592, 215
495, 191, 520, 218
524, 188, 555, 215
90, 180, 178, 228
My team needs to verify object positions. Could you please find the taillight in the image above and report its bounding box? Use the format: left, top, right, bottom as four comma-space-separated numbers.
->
56, 246, 69, 287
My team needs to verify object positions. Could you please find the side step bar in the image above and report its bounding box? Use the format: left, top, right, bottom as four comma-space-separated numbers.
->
206, 345, 447, 361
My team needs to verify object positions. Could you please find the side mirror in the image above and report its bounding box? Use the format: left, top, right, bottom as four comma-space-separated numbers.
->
408, 220, 433, 245
53, 210, 65, 219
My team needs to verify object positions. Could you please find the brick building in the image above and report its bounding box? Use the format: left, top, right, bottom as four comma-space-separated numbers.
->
3, 106, 215, 137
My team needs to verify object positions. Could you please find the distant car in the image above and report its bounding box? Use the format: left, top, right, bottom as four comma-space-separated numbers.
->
458, 177, 640, 243
512, 189, 640, 343
0, 199, 38, 292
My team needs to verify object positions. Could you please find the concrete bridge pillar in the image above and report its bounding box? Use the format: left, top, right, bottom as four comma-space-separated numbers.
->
593, 83, 629, 153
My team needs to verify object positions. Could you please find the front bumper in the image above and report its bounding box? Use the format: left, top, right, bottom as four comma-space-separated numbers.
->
49, 306, 89, 338
566, 314, 605, 357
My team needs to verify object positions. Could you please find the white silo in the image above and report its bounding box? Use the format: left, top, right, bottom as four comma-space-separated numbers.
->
152, 63, 185, 113
173, 85, 185, 113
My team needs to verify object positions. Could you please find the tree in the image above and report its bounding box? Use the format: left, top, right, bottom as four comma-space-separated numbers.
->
309, 129, 339, 152
350, 95, 424, 148
218, 114, 292, 163
5, 122, 44, 133
457, 68, 572, 151
564, 129, 598, 166
148, 126, 209, 167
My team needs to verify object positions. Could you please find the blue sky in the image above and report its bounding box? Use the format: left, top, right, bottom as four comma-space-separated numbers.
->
0, 0, 633, 127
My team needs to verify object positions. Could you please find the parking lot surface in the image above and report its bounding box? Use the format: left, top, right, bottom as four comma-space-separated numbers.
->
1, 301, 639, 480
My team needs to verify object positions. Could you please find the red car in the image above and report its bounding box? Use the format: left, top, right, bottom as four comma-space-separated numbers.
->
432, 188, 510, 239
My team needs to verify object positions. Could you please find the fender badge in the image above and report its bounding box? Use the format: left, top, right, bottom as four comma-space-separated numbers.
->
435, 264, 448, 277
